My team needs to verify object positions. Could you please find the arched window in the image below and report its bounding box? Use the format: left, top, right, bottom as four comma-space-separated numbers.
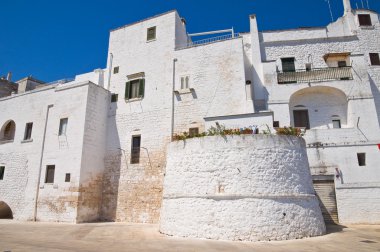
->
0, 120, 16, 141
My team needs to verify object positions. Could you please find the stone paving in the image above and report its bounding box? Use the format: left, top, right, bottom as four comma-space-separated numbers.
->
0, 220, 379, 251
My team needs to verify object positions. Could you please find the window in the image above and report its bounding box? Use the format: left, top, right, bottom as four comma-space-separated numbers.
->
189, 128, 199, 137
0, 166, 4, 180
293, 110, 310, 129
147, 26, 156, 41
357, 153, 366, 166
113, 66, 119, 74
125, 79, 145, 100
358, 14, 372, 26
131, 135, 141, 164
273, 121, 280, 128
111, 93, 118, 103
65, 173, 71, 182
332, 120, 341, 129
59, 118, 68, 136
338, 61, 347, 67
305, 63, 312, 71
24, 122, 33, 140
180, 76, 190, 89
370, 53, 380, 66
45, 165, 55, 183
281, 58, 296, 72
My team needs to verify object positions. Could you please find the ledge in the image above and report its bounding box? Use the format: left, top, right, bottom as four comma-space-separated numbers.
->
21, 139, 33, 144
0, 139, 14, 145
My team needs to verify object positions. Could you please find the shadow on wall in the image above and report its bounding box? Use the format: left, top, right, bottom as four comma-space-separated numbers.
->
100, 106, 122, 221
0, 201, 13, 219
369, 74, 380, 128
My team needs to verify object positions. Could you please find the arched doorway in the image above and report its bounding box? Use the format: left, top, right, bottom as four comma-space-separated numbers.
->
289, 87, 348, 129
0, 120, 16, 141
0, 201, 13, 219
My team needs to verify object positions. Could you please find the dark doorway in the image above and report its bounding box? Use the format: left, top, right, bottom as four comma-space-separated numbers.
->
293, 110, 310, 129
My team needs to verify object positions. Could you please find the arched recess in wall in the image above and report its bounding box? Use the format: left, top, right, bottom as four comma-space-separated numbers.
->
289, 86, 347, 129
0, 120, 16, 141
0, 201, 13, 219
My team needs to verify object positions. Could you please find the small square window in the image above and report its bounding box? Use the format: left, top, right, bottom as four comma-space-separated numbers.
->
111, 93, 118, 103
338, 61, 347, 67
358, 14, 372, 26
45, 165, 55, 183
281, 57, 296, 72
24, 122, 33, 140
273, 121, 280, 128
357, 153, 366, 166
147, 26, 156, 41
59, 118, 68, 136
65, 173, 71, 182
113, 66, 119, 74
189, 128, 199, 137
332, 120, 341, 129
370, 53, 380, 66
0, 166, 5, 180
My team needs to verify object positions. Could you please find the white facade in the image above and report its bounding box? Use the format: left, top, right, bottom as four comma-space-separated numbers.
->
1, 0, 380, 228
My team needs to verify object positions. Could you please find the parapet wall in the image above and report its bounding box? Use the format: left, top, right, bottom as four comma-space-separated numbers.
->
159, 134, 325, 241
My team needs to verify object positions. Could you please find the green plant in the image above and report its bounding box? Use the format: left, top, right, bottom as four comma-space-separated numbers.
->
275, 126, 304, 137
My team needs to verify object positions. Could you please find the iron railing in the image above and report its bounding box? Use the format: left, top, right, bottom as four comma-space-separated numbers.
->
277, 66, 353, 84
176, 33, 241, 50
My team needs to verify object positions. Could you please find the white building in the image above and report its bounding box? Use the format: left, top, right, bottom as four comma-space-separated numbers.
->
0, 0, 379, 226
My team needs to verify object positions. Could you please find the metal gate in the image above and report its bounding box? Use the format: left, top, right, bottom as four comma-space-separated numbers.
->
313, 180, 339, 224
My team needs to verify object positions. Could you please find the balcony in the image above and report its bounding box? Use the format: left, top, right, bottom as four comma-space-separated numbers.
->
277, 66, 353, 84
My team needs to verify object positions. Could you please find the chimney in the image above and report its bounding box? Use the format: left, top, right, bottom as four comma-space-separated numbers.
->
6, 72, 12, 81
343, 0, 352, 13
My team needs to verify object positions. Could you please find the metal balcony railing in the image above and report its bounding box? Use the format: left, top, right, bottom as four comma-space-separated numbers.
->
176, 33, 241, 50
277, 66, 353, 84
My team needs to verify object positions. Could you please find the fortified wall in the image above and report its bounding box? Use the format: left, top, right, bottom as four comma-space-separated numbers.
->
160, 134, 326, 241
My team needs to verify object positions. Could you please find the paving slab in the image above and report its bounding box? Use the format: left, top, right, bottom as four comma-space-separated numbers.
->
0, 220, 379, 252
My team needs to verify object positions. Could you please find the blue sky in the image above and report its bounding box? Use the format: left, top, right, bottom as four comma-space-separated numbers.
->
1, 0, 379, 82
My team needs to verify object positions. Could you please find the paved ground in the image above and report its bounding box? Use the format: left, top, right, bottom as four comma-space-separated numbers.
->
0, 220, 379, 252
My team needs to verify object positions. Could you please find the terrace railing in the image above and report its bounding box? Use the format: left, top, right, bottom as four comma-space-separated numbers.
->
277, 66, 353, 84
176, 33, 241, 50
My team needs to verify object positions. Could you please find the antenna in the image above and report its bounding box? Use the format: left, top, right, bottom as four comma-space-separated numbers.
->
325, 0, 334, 22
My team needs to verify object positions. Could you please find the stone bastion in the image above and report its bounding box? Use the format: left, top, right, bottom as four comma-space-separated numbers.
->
159, 134, 326, 241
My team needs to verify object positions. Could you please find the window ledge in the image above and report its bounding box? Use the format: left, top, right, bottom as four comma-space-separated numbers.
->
174, 88, 194, 95
21, 139, 33, 144
146, 39, 157, 43
125, 97, 143, 103
0, 139, 14, 145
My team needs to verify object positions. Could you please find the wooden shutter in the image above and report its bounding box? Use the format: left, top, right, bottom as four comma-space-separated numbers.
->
125, 81, 131, 100
139, 79, 145, 98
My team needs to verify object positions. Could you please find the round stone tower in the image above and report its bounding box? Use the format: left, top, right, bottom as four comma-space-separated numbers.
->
159, 134, 325, 241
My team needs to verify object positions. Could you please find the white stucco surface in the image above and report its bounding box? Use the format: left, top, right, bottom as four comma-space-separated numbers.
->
160, 135, 325, 241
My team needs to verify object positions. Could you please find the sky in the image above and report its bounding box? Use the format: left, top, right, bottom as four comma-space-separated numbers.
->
1, 0, 380, 82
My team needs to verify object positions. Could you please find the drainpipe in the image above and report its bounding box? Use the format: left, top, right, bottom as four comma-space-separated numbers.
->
171, 58, 177, 140
107, 53, 113, 91
33, 104, 53, 221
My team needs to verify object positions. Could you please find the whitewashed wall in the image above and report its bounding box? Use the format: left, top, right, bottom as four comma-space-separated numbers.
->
0, 81, 109, 223
160, 135, 325, 241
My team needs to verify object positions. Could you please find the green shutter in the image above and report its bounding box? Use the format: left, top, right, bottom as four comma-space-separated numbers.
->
139, 79, 145, 98
125, 81, 130, 100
